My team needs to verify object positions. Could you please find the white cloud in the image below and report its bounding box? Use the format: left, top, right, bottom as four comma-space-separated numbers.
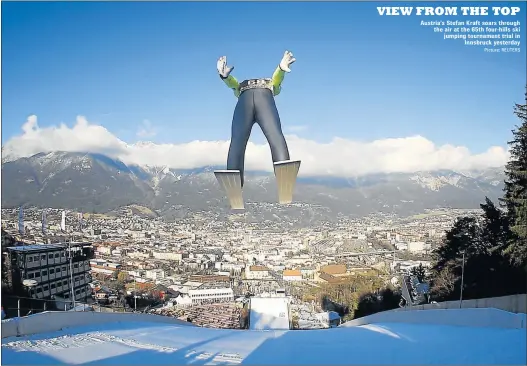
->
136, 119, 157, 138
2, 115, 510, 177
4, 115, 126, 159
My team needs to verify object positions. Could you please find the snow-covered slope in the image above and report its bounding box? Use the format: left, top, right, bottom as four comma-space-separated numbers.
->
249, 297, 290, 330
2, 309, 525, 365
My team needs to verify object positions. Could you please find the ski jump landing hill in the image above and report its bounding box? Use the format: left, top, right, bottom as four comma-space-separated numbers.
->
2, 294, 526, 365
248, 296, 291, 330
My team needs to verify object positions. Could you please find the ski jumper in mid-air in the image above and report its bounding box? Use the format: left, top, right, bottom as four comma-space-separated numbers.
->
214, 51, 301, 210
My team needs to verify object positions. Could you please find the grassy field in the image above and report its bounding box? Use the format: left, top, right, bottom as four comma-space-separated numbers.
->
409, 211, 447, 220
129, 204, 156, 217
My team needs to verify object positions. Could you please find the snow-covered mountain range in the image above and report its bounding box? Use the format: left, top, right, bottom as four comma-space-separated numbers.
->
1, 151, 506, 221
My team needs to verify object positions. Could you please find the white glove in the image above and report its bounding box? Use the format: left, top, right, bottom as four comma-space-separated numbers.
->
279, 50, 296, 73
217, 56, 234, 78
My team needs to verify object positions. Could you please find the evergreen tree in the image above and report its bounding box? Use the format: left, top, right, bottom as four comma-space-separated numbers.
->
500, 93, 527, 265
479, 197, 510, 253
354, 292, 380, 318
430, 197, 525, 301
430, 216, 480, 301
410, 264, 427, 283
432, 216, 480, 271
378, 287, 401, 310
353, 288, 401, 319
419, 92, 527, 302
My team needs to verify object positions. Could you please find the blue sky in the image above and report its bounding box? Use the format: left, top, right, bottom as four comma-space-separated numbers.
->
2, 1, 526, 154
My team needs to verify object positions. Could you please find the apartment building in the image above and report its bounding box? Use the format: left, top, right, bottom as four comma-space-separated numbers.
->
90, 259, 121, 276
3, 242, 94, 302
245, 265, 271, 280
282, 270, 302, 282
145, 269, 165, 281
152, 251, 188, 262
188, 288, 234, 305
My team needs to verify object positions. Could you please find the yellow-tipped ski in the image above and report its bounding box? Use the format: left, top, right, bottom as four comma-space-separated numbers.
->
214, 170, 245, 210
273, 160, 301, 204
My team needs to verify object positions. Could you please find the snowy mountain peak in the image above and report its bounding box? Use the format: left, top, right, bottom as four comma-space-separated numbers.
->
409, 172, 464, 191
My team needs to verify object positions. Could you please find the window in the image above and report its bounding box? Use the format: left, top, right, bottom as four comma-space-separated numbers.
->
51, 283, 56, 289
63, 280, 68, 286
28, 256, 33, 262
41, 255, 46, 261
48, 254, 53, 259
42, 270, 48, 276
28, 273, 34, 279
34, 255, 39, 261
62, 266, 67, 272
61, 252, 66, 257
56, 267, 61, 273
43, 285, 49, 291
49, 269, 55, 274
75, 289, 80, 295
36, 288, 42, 293
54, 253, 60, 258
74, 264, 79, 269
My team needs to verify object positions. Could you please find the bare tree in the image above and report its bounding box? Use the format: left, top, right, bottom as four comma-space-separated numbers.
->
431, 267, 456, 298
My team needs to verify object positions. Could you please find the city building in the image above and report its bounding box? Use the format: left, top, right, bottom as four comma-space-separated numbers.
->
282, 269, 302, 281
245, 265, 271, 279
3, 242, 94, 303
96, 245, 114, 256
315, 311, 341, 328
300, 267, 316, 279
89, 259, 121, 276
152, 251, 188, 262
215, 262, 244, 275
1, 229, 19, 251
145, 269, 165, 281
407, 241, 426, 252
188, 288, 234, 305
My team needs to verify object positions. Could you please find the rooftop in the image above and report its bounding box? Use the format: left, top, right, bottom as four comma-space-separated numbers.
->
249, 265, 269, 272
320, 264, 347, 275
6, 242, 92, 253
283, 269, 301, 276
